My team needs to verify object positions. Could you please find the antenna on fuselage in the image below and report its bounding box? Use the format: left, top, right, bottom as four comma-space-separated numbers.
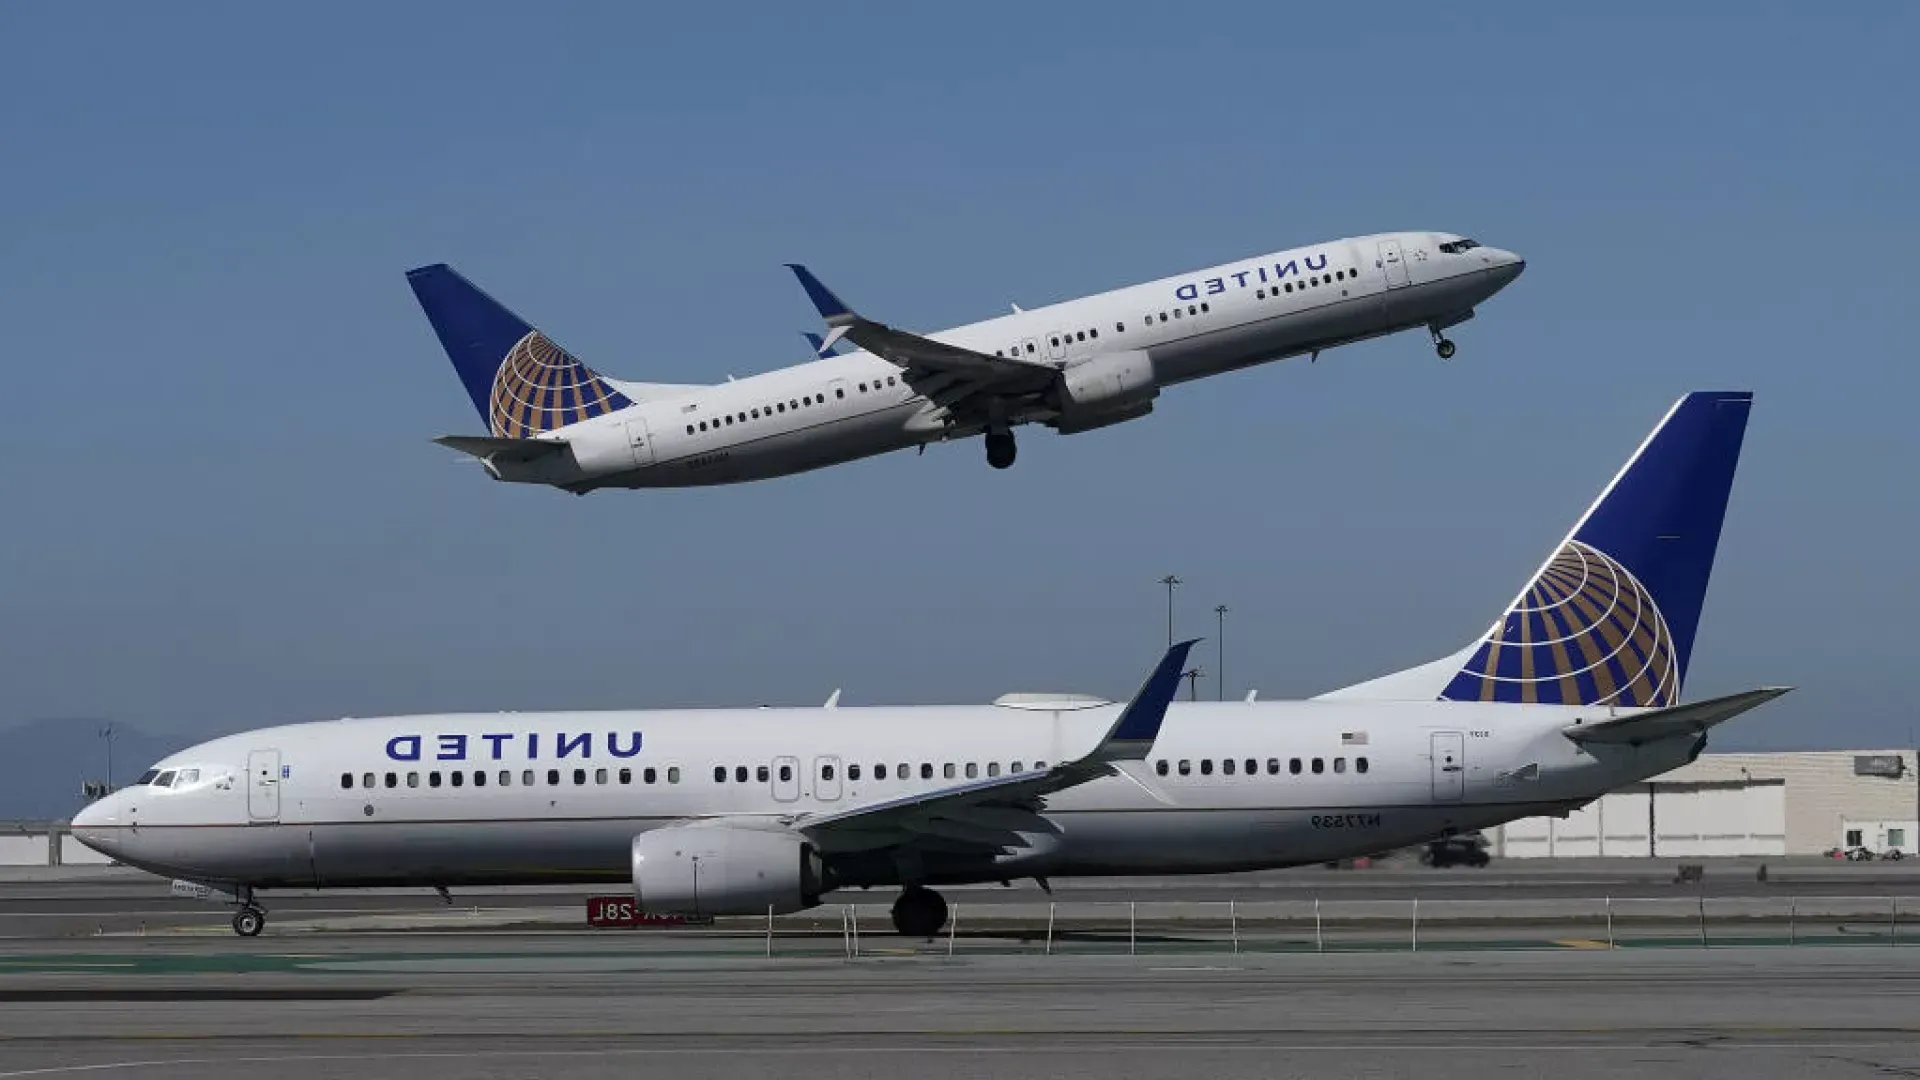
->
1244, 689, 1258, 703
824, 689, 841, 709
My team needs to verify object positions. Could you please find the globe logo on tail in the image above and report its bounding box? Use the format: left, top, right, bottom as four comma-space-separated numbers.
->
1442, 540, 1677, 707
488, 332, 632, 438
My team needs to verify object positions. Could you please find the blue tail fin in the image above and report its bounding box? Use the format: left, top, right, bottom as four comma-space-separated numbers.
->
406, 264, 632, 438
1436, 391, 1753, 707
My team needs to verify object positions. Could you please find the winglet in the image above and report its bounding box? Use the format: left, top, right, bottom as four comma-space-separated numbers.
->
785, 264, 856, 326
1096, 639, 1199, 760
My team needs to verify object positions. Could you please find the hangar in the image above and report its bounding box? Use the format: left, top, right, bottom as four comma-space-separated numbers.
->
1492, 749, 1920, 858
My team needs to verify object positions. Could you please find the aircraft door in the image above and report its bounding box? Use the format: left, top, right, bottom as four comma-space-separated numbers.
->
1430, 732, 1465, 803
771, 756, 800, 802
1020, 338, 1040, 363
1378, 239, 1411, 288
1045, 331, 1067, 361
246, 749, 281, 822
814, 756, 843, 802
624, 416, 656, 467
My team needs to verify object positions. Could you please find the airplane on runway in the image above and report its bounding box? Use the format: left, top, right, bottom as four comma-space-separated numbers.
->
71, 391, 1779, 939
406, 231, 1524, 490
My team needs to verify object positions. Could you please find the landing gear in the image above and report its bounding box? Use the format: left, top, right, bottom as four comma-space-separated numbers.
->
1429, 315, 1468, 360
231, 906, 265, 937
890, 886, 949, 938
985, 427, 1017, 470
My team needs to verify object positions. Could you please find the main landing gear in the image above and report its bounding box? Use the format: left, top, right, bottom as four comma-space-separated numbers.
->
985, 426, 1017, 470
231, 905, 266, 937
891, 886, 950, 938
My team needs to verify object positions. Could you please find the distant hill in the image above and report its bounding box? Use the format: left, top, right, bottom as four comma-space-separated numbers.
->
0, 719, 184, 821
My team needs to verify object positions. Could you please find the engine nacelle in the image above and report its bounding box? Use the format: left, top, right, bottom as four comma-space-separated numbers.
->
631, 824, 824, 916
1054, 350, 1158, 433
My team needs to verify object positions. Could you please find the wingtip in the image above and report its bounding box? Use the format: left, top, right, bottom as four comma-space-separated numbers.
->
786, 263, 852, 320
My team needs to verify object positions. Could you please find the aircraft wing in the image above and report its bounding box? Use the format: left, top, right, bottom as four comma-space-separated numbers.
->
433, 434, 569, 464
1561, 687, 1793, 746
786, 264, 1058, 410
793, 640, 1196, 855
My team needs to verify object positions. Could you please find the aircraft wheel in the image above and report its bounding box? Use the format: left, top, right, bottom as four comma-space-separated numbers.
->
232, 907, 265, 937
985, 430, 1017, 470
1436, 338, 1456, 360
890, 887, 949, 938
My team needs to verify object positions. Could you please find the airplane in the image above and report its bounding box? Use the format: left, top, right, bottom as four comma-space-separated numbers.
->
406, 232, 1525, 490
71, 391, 1776, 939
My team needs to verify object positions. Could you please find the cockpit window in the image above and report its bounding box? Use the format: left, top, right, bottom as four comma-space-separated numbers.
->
135, 769, 160, 786
1438, 238, 1481, 254
174, 768, 200, 786
153, 770, 177, 788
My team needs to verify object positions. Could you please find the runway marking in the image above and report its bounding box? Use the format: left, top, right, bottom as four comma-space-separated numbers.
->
1552, 939, 1612, 949
8, 1041, 1920, 1076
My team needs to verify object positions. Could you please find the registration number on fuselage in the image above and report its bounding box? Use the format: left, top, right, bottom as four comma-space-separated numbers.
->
1310, 813, 1382, 829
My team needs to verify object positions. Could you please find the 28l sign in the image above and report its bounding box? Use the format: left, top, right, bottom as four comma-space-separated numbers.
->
585, 896, 713, 928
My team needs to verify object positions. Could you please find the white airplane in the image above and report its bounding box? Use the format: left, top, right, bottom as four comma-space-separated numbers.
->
72, 391, 1780, 938
407, 232, 1524, 489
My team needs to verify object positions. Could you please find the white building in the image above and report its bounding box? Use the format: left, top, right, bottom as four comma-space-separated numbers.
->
1493, 749, 1920, 858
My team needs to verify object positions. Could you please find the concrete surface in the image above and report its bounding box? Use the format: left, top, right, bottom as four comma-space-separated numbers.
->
3, 945, 1920, 1078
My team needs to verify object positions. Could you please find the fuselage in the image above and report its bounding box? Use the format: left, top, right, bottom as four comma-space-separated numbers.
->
500, 231, 1523, 489
73, 697, 1694, 893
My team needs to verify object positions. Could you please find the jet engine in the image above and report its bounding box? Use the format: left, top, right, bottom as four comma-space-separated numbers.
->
1052, 350, 1159, 434
631, 824, 825, 916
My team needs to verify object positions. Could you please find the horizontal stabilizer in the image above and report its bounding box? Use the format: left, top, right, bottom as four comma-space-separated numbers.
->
1563, 686, 1792, 745
433, 434, 569, 465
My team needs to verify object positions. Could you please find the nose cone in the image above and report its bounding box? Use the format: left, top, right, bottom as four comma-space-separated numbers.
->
1487, 248, 1526, 287
70, 795, 121, 853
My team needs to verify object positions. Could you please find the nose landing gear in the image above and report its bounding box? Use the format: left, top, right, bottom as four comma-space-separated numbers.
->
1430, 325, 1457, 360
890, 886, 950, 938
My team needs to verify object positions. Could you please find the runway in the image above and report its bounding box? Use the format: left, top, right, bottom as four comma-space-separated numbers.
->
4, 944, 1920, 1078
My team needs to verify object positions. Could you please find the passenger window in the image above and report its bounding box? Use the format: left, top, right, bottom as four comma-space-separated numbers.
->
963, 763, 976, 779
1173, 308, 1182, 319
385, 772, 397, 788
1115, 322, 1125, 332
1050, 337, 1059, 347
1285, 282, 1294, 293
1075, 331, 1085, 342
1188, 305, 1197, 315
449, 771, 463, 787
1357, 757, 1369, 774
1155, 760, 1169, 776
1178, 760, 1191, 775
1266, 759, 1279, 775
943, 763, 956, 779
619, 768, 631, 785
1034, 760, 1046, 769
1160, 311, 1168, 321
887, 376, 896, 386
735, 766, 748, 783
898, 762, 910, 778
686, 425, 694, 435
472, 771, 486, 787
593, 768, 606, 784
339, 773, 351, 790
876, 764, 888, 780
1089, 328, 1098, 339
522, 769, 534, 786
547, 769, 560, 785
407, 772, 419, 788
1312, 758, 1325, 774
1245, 758, 1257, 776
1289, 758, 1302, 775
858, 383, 867, 392
1011, 761, 1024, 773
714, 766, 726, 783
429, 772, 442, 788
500, 770, 513, 786
645, 767, 659, 784
757, 765, 769, 782
778, 764, 791, 782
849, 763, 862, 781
668, 767, 682, 784
987, 762, 1001, 777
1257, 289, 1266, 299
836, 388, 845, 399
572, 768, 586, 785
1223, 759, 1236, 776
921, 763, 934, 779
360, 772, 374, 789
776, 403, 785, 413
1200, 759, 1214, 775
1200, 303, 1209, 313
1334, 758, 1347, 774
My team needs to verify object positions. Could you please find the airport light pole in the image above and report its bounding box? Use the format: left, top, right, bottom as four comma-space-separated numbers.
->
1158, 575, 1181, 648
1183, 666, 1204, 701
99, 723, 115, 794
1215, 604, 1228, 702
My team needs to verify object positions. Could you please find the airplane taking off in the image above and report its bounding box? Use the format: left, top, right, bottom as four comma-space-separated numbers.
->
72, 391, 1774, 939
406, 232, 1524, 489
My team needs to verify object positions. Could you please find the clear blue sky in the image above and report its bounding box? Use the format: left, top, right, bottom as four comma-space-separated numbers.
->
2, 4, 1914, 752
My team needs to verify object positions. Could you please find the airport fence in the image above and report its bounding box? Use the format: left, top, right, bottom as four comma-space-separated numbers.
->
679, 893, 1920, 960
